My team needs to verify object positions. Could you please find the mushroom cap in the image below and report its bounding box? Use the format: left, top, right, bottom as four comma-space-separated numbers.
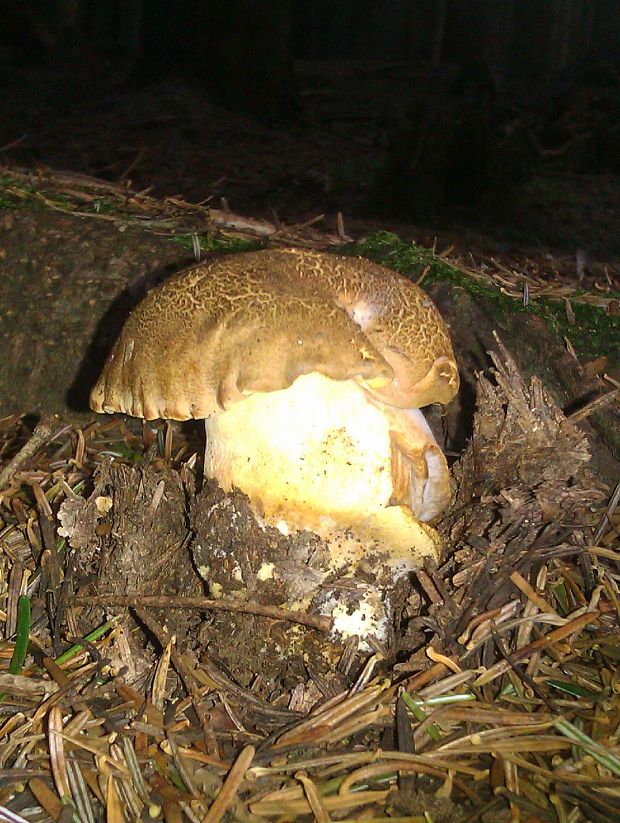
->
90, 248, 459, 420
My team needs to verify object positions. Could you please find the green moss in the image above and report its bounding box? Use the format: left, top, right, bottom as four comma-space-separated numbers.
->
350, 232, 619, 363
91, 198, 116, 215
0, 178, 262, 250
350, 231, 525, 313
534, 298, 619, 362
172, 233, 261, 254
0, 178, 38, 209
0, 177, 103, 213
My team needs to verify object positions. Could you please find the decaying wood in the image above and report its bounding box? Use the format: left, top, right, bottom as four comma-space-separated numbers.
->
432, 335, 609, 670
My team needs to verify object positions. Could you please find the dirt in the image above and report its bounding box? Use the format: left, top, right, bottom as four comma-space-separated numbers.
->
58, 457, 201, 679
58, 461, 416, 691
0, 208, 190, 416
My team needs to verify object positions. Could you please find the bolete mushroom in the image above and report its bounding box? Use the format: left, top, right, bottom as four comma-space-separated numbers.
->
90, 248, 459, 642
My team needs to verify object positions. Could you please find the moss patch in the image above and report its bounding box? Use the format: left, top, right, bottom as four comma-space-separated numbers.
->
0, 177, 41, 210
172, 233, 260, 255
0, 176, 109, 214
351, 232, 619, 363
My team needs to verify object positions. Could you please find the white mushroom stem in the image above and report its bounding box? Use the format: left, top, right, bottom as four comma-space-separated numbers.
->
203, 372, 449, 567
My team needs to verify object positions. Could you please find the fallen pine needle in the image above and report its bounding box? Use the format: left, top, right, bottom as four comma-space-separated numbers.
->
202, 744, 255, 823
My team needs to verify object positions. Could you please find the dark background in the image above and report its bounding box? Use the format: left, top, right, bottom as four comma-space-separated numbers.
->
1, 1, 619, 247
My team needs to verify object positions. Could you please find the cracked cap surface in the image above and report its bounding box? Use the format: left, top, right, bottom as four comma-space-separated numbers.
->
90, 247, 459, 420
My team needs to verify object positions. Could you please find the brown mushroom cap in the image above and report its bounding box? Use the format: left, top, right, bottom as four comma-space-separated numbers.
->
90, 248, 459, 420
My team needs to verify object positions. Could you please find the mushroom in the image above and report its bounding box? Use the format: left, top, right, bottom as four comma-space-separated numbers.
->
90, 248, 459, 642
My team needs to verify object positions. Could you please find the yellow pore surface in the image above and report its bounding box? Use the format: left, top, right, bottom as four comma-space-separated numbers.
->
204, 372, 441, 566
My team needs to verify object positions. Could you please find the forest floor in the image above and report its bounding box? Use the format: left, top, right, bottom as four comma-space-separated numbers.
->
0, 67, 619, 822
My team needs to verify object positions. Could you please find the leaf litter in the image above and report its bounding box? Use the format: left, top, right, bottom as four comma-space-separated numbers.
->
0, 287, 618, 820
